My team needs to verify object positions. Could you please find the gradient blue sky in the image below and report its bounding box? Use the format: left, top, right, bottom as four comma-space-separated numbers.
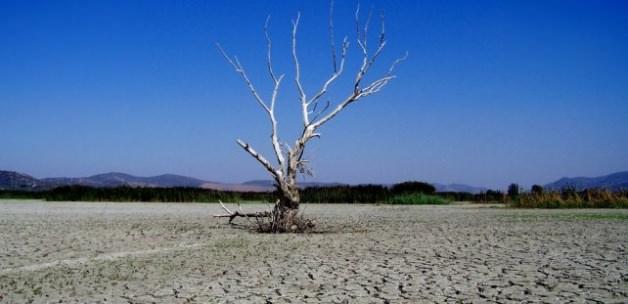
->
2, 0, 627, 189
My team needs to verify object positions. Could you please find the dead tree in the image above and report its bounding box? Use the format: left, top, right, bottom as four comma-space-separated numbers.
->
215, 2, 406, 232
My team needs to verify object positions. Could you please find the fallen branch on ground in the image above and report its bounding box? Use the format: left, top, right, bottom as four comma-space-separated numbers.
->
213, 200, 272, 223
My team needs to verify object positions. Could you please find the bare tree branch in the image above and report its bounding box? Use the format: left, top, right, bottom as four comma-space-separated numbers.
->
355, 3, 361, 43
366, 13, 388, 72
353, 7, 387, 93
359, 76, 394, 97
305, 1, 350, 119
309, 5, 400, 131
291, 12, 309, 126
264, 15, 279, 85
363, 5, 374, 48
312, 50, 407, 130
311, 100, 331, 122
269, 76, 286, 169
213, 201, 271, 224
263, 16, 287, 170
216, 43, 270, 114
236, 139, 282, 180
354, 8, 369, 93
218, 17, 290, 171
297, 159, 314, 177
387, 51, 409, 76
310, 93, 357, 130
308, 37, 349, 108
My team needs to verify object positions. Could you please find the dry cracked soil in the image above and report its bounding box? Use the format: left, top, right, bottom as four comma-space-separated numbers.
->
0, 200, 627, 303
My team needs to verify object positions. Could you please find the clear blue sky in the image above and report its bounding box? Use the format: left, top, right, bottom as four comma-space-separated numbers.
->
2, 0, 627, 189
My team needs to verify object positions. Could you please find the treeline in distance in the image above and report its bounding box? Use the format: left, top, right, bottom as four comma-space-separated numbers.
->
0, 181, 499, 204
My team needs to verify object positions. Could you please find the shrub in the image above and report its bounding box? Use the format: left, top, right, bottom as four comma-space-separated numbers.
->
531, 184, 544, 195
507, 183, 520, 199
473, 190, 506, 203
391, 181, 436, 195
388, 193, 450, 205
511, 188, 628, 208
437, 191, 474, 201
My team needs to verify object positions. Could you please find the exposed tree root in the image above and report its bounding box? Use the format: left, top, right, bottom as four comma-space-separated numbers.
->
213, 201, 315, 233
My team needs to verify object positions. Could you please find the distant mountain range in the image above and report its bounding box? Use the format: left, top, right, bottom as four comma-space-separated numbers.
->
0, 171, 271, 192
2, 170, 626, 193
544, 171, 628, 191
0, 171, 44, 190
0, 170, 487, 193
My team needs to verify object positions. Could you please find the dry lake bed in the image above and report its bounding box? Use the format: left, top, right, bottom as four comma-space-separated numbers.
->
0, 200, 627, 303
